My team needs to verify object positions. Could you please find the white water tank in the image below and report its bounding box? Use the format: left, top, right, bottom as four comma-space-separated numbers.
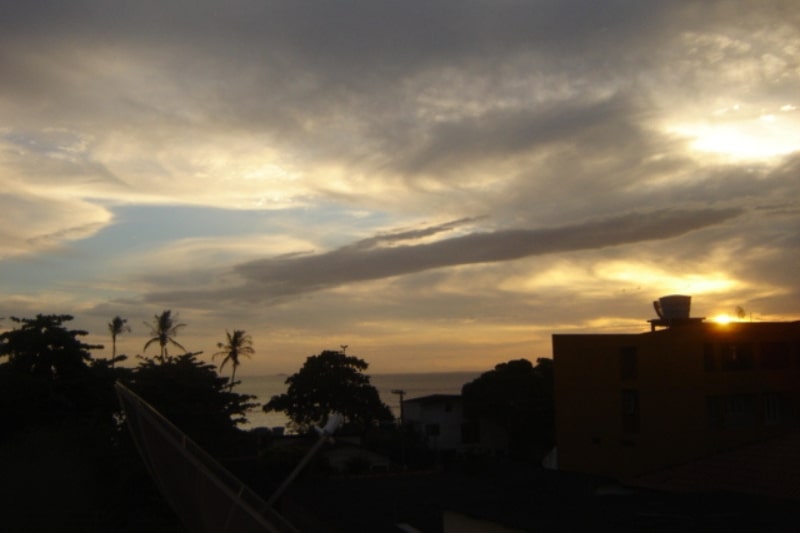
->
655, 295, 691, 319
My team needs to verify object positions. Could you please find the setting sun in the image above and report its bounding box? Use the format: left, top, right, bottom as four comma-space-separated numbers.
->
711, 313, 735, 324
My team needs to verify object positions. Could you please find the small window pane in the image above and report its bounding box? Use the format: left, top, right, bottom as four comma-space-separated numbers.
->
620, 347, 638, 380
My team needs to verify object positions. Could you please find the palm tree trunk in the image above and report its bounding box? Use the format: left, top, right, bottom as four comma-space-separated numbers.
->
229, 365, 237, 392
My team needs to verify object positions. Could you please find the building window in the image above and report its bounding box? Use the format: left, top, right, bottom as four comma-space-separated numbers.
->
727, 394, 757, 426
620, 346, 638, 380
425, 423, 440, 437
720, 343, 754, 370
707, 394, 757, 429
761, 343, 791, 369
707, 396, 725, 429
621, 389, 640, 433
703, 343, 716, 371
764, 393, 786, 425
461, 422, 480, 444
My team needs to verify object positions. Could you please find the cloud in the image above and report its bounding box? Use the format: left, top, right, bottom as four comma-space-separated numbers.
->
147, 207, 741, 305
392, 94, 637, 176
2, 2, 799, 372
0, 191, 111, 259
347, 217, 485, 249
2, 2, 797, 219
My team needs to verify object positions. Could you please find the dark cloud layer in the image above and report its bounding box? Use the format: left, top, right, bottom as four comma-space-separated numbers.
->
179, 207, 741, 300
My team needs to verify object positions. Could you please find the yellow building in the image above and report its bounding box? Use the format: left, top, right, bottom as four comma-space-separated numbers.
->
552, 298, 800, 481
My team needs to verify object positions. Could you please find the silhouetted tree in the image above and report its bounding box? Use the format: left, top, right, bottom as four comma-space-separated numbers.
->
265, 349, 393, 433
0, 314, 99, 379
129, 352, 258, 453
0, 312, 255, 530
108, 315, 131, 367
143, 310, 186, 362
213, 329, 254, 392
0, 314, 120, 434
462, 358, 554, 459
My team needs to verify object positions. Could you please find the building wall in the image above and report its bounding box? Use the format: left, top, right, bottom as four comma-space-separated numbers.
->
553, 322, 800, 478
403, 395, 510, 455
404, 395, 465, 452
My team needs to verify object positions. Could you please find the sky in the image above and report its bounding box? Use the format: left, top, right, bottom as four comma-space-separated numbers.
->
1, 1, 799, 375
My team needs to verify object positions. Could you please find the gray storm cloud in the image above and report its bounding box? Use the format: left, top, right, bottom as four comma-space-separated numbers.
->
227, 207, 742, 298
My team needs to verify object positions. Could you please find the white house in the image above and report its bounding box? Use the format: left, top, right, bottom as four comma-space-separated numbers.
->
403, 394, 508, 456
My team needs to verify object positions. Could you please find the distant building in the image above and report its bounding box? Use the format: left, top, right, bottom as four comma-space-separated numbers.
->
552, 295, 800, 496
403, 394, 508, 456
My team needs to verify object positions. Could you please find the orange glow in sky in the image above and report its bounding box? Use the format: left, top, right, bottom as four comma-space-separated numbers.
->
711, 314, 734, 325
1, 2, 798, 374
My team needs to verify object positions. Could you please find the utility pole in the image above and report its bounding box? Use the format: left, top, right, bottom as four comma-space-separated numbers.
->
390, 389, 407, 470
391, 389, 405, 425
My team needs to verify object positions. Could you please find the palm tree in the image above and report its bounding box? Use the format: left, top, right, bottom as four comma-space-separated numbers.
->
213, 329, 255, 391
143, 310, 187, 362
108, 315, 131, 367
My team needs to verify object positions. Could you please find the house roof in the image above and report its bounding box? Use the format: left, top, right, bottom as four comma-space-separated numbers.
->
282, 461, 800, 532
403, 394, 461, 405
631, 430, 800, 501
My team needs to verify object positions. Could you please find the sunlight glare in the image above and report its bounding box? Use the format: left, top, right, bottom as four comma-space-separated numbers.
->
596, 262, 739, 295
670, 112, 800, 161
712, 313, 734, 324
506, 261, 740, 300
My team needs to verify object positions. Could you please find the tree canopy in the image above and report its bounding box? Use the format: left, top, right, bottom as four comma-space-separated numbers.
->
0, 312, 258, 530
0, 314, 100, 379
131, 352, 258, 452
462, 358, 554, 458
108, 315, 131, 366
265, 349, 393, 433
213, 329, 255, 391
143, 310, 187, 360
0, 314, 115, 434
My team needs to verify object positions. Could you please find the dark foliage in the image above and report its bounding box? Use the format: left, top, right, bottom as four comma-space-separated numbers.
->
265, 349, 393, 433
0, 315, 139, 529
0, 314, 122, 434
362, 424, 436, 470
0, 314, 100, 378
213, 328, 255, 392
127, 352, 258, 453
143, 309, 187, 360
0, 313, 258, 530
462, 358, 554, 459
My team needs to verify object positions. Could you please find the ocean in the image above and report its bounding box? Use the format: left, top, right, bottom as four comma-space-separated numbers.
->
236, 371, 481, 431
